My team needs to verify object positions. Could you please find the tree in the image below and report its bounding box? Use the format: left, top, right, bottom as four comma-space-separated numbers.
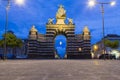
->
0, 32, 23, 55
112, 40, 119, 49
104, 39, 119, 49
0, 40, 3, 47
104, 39, 111, 47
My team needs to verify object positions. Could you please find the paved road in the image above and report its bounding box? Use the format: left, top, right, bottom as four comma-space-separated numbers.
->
0, 60, 120, 80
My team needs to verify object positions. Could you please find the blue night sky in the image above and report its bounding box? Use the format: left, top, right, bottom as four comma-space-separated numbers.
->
55, 35, 67, 58
0, 0, 120, 44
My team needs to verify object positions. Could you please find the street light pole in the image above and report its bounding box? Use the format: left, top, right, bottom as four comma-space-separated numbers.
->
101, 3, 105, 60
3, 0, 10, 60
3, 0, 25, 60
99, 2, 115, 60
88, 0, 116, 60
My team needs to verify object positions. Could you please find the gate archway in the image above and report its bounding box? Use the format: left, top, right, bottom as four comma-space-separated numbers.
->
28, 5, 91, 59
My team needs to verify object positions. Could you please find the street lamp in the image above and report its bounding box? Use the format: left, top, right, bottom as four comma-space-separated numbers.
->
88, 0, 96, 7
15, 0, 25, 6
3, 0, 10, 60
93, 44, 98, 51
3, 0, 25, 60
88, 0, 116, 59
88, 0, 116, 7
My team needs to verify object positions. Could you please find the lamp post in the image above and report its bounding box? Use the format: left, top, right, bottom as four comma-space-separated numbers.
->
3, 0, 10, 60
88, 0, 116, 60
3, 0, 25, 60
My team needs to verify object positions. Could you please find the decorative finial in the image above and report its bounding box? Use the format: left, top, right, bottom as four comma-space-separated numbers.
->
83, 26, 89, 32
32, 25, 35, 28
48, 18, 54, 24
59, 4, 64, 8
56, 4, 66, 19
67, 18, 73, 24
30, 25, 37, 32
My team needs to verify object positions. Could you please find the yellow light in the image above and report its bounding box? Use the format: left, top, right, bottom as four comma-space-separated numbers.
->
15, 0, 25, 6
110, 1, 116, 6
93, 45, 98, 51
78, 48, 82, 51
91, 52, 95, 59
88, 0, 96, 7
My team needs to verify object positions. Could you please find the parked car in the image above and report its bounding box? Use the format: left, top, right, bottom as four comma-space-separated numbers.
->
99, 54, 116, 59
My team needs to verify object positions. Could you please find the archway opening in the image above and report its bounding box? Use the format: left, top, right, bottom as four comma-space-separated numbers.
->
54, 35, 67, 59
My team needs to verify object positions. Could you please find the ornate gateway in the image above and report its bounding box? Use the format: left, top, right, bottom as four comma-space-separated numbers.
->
28, 5, 91, 59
